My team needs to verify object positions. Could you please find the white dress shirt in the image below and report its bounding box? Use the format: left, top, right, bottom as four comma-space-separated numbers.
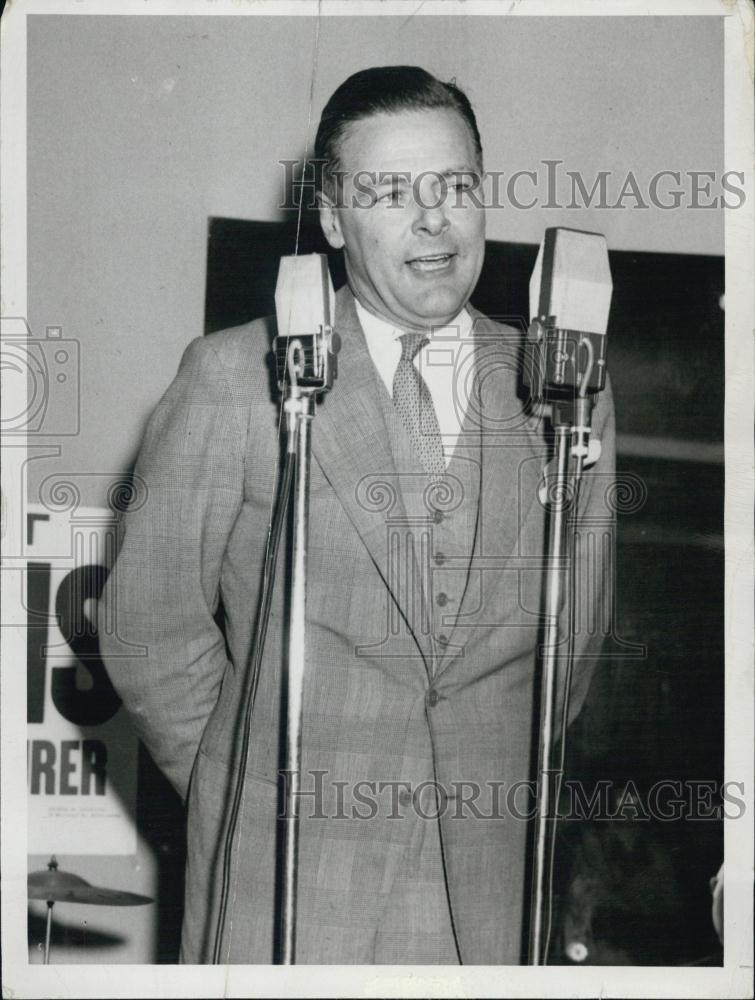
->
355, 298, 474, 468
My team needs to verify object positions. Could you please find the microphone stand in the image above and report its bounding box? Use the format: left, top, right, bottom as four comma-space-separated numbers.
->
279, 348, 314, 966
526, 320, 598, 966
210, 255, 337, 966
277, 331, 336, 965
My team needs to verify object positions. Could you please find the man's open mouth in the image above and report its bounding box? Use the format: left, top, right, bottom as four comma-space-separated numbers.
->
406, 253, 456, 271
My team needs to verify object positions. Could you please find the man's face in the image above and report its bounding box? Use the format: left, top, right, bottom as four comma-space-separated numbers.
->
319, 107, 486, 330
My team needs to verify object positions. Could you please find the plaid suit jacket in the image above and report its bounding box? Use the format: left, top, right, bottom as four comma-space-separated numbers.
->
100, 283, 616, 964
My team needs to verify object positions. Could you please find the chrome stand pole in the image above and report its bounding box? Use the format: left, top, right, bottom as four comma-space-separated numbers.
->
529, 425, 571, 965
280, 392, 314, 966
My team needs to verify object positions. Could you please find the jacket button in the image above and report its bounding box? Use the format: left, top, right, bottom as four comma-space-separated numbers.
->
436, 592, 448, 607
427, 689, 440, 707
432, 509, 444, 524
434, 551, 446, 566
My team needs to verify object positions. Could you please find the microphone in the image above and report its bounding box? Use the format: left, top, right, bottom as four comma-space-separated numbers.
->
524, 227, 612, 464
273, 254, 339, 395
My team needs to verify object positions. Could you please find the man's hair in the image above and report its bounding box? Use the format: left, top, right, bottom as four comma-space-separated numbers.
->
313, 65, 483, 197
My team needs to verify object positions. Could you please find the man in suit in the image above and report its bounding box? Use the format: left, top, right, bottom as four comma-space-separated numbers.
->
100, 65, 615, 965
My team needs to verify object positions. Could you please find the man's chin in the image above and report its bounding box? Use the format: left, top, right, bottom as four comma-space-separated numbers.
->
402, 288, 470, 328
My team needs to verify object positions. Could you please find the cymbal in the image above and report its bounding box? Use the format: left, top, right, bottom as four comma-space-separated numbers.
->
28, 867, 153, 906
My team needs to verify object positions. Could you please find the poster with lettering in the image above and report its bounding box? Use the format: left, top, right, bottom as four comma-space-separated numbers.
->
26, 503, 137, 855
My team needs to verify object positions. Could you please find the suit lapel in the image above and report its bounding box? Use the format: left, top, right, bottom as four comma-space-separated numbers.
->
435, 308, 548, 674
473, 308, 546, 559
311, 285, 433, 670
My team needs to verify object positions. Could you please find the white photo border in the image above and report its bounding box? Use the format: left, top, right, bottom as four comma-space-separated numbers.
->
1, 1, 752, 997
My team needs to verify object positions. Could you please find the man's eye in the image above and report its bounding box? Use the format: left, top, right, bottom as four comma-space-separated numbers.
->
377, 189, 404, 204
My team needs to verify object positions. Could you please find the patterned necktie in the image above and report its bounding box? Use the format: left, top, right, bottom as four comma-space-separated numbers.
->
392, 333, 446, 480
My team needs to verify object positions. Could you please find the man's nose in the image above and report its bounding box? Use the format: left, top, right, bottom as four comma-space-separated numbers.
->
412, 199, 450, 237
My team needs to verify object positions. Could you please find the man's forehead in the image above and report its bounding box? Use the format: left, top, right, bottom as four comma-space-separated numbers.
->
336, 107, 480, 173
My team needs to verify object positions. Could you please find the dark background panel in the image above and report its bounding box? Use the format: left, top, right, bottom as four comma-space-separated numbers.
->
205, 216, 725, 447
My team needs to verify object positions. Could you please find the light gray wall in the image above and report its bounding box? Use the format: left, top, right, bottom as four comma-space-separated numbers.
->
25, 13, 723, 963
28, 14, 723, 499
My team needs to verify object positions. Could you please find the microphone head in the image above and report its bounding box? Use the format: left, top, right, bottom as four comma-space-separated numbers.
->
529, 227, 612, 336
275, 253, 335, 338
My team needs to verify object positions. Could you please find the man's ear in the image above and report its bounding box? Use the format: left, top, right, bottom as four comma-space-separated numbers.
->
318, 191, 345, 251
